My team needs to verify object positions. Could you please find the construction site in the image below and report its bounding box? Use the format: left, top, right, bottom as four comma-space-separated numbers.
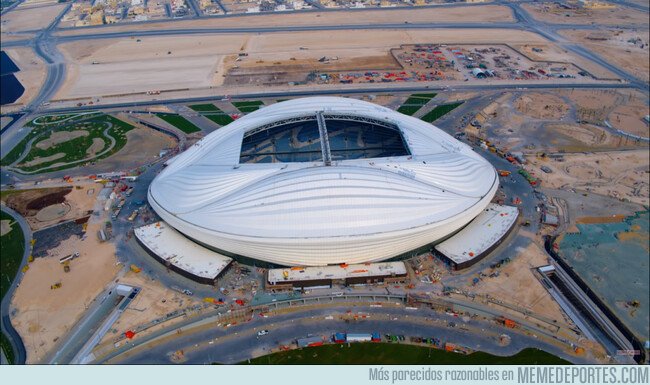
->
0, 0, 648, 371
2, 24, 623, 110
224, 43, 591, 87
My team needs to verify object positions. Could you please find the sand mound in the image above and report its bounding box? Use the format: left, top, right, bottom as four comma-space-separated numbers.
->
515, 93, 569, 119
0, 219, 14, 236
35, 203, 71, 222
86, 137, 105, 157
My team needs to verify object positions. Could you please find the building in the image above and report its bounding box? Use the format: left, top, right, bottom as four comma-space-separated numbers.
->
134, 221, 233, 284
434, 204, 519, 270
148, 97, 498, 266
266, 261, 408, 291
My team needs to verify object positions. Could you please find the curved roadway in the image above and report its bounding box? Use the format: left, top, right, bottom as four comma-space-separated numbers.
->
0, 205, 31, 365
101, 303, 593, 365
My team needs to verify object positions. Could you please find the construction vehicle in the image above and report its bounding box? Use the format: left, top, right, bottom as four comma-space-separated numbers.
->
59, 252, 80, 264
130, 264, 142, 273
171, 286, 193, 296
127, 210, 139, 222
518, 169, 539, 186
496, 316, 517, 328
498, 170, 511, 177
51, 282, 62, 290
63, 261, 71, 273
112, 208, 122, 219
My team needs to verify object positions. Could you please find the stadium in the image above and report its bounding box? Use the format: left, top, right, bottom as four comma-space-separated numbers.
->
147, 97, 499, 267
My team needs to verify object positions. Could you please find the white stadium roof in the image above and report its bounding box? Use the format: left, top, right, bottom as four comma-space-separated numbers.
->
134, 221, 232, 280
148, 97, 498, 266
434, 204, 519, 265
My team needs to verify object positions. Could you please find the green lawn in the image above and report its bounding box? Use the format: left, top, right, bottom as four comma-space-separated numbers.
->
396, 94, 437, 116
420, 101, 464, 123
189, 103, 220, 112
1, 121, 54, 166
13, 114, 134, 173
156, 113, 202, 134
0, 332, 15, 364
0, 114, 133, 172
187, 104, 234, 126
204, 114, 235, 126
232, 100, 264, 113
241, 344, 570, 365
1, 210, 25, 301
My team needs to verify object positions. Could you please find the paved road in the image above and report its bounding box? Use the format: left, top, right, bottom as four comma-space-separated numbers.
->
0, 205, 32, 365
45, 288, 124, 364
0, 82, 632, 167
607, 0, 649, 12
18, 82, 640, 114
1, 0, 647, 365
106, 305, 593, 365
505, 2, 648, 90
0, 3, 69, 161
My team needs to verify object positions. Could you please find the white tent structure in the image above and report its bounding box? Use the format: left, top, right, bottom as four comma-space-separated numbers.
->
148, 97, 498, 266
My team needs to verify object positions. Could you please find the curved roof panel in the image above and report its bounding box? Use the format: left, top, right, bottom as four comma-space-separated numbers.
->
149, 97, 498, 265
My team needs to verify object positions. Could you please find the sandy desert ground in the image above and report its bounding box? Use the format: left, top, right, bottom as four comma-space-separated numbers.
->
54, 28, 607, 101
527, 150, 649, 206
55, 5, 514, 36
94, 271, 201, 349
522, 2, 648, 26
514, 43, 619, 80
474, 89, 648, 154
0, 2, 68, 33
558, 89, 649, 138
514, 92, 570, 120
473, 241, 567, 323
559, 29, 650, 83
10, 219, 121, 363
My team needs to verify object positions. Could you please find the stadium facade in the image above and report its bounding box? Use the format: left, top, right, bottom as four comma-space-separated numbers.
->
148, 97, 498, 266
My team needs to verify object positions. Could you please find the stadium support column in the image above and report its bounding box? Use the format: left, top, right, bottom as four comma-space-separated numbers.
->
316, 111, 332, 166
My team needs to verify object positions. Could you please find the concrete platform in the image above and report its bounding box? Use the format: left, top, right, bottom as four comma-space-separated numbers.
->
134, 221, 232, 284
434, 203, 519, 269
